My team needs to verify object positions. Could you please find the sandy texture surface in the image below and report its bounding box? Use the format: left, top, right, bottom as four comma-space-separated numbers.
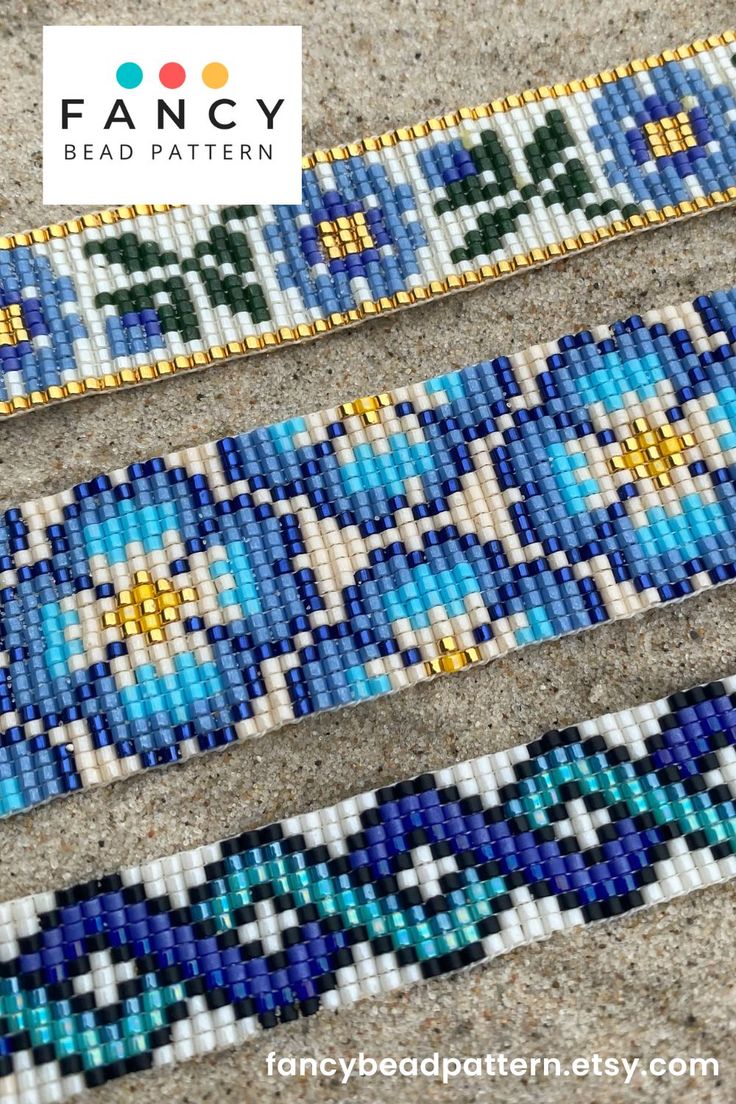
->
1, 2, 736, 1101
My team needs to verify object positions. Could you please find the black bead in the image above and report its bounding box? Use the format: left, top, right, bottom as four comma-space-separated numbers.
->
557, 836, 579, 856
239, 940, 264, 961
66, 954, 92, 979
332, 947, 354, 969
99, 873, 124, 893
370, 935, 394, 956
580, 733, 607, 755
39, 908, 61, 931
20, 969, 45, 990
85, 932, 109, 954
683, 775, 708, 796
156, 965, 184, 988
204, 859, 228, 881
360, 807, 382, 828
191, 918, 218, 940
47, 979, 75, 1002
300, 997, 321, 1017
395, 945, 419, 966
558, 780, 584, 801
31, 1043, 56, 1065
557, 890, 579, 910
345, 924, 369, 946
188, 883, 212, 905
419, 958, 442, 979
707, 783, 733, 805
84, 1067, 108, 1088
96, 1003, 122, 1025
315, 972, 337, 993
166, 1000, 189, 1023
583, 791, 608, 812
304, 844, 331, 866
455, 850, 479, 869
513, 759, 537, 780
423, 895, 449, 916
327, 855, 352, 876
216, 928, 241, 949
125, 1052, 154, 1073
122, 883, 147, 905
476, 915, 501, 937
352, 866, 374, 885
204, 988, 229, 1011
396, 887, 423, 909
184, 975, 207, 997
504, 869, 527, 889
146, 893, 173, 915
149, 1025, 172, 1048
684, 829, 709, 851
460, 942, 484, 966
437, 784, 461, 803
136, 953, 158, 975
18, 933, 43, 955
233, 904, 257, 926
59, 1054, 85, 1076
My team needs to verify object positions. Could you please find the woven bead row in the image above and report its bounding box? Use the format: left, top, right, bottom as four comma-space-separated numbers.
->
1, 676, 735, 1102
2, 33, 736, 415
3, 285, 736, 815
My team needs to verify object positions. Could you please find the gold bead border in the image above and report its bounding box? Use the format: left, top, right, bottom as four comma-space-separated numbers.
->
3, 189, 735, 418
1, 29, 734, 418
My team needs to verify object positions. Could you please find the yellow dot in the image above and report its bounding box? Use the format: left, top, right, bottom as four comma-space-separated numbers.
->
202, 62, 228, 89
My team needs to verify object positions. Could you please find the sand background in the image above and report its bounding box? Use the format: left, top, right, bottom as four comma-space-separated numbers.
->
1, 2, 735, 1101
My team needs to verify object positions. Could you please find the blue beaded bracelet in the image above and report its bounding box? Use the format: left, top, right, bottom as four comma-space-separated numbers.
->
2, 30, 736, 416
3, 284, 736, 816
1, 675, 734, 1101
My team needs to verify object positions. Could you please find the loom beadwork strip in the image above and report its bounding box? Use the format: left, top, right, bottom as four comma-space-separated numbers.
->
2, 677, 736, 1102
4, 286, 736, 816
3, 34, 736, 417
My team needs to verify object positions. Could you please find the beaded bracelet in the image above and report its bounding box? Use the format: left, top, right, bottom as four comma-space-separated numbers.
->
1, 675, 735, 1102
3, 283, 736, 817
2, 31, 736, 418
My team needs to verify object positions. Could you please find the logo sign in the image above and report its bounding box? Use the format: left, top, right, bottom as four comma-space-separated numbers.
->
43, 25, 302, 205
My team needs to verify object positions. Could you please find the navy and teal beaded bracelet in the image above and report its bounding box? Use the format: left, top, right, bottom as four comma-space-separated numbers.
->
1, 675, 735, 1101
2, 31, 736, 416
3, 283, 736, 816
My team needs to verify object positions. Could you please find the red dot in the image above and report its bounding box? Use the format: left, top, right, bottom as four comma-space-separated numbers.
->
159, 62, 186, 89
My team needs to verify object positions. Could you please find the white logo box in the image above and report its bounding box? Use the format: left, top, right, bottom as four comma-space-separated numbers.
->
42, 25, 302, 205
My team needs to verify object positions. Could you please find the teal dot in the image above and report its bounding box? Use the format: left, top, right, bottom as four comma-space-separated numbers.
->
116, 62, 143, 89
